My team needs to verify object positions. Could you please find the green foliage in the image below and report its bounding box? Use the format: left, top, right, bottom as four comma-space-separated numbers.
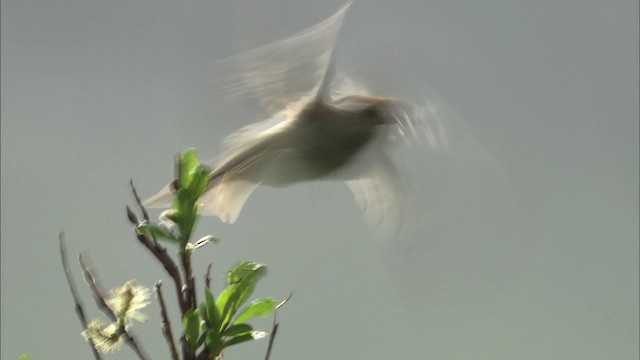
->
145, 149, 279, 358
137, 222, 179, 243
234, 298, 279, 325
172, 149, 211, 243
136, 148, 212, 246
217, 261, 267, 330
70, 149, 281, 358
183, 309, 200, 353
186, 262, 276, 358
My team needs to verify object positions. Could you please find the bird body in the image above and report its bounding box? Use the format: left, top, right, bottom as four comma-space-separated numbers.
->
145, 2, 413, 226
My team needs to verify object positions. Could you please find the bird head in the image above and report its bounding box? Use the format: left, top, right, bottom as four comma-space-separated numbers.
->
331, 95, 407, 126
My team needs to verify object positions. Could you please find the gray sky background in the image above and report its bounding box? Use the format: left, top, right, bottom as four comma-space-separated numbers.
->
2, 1, 638, 359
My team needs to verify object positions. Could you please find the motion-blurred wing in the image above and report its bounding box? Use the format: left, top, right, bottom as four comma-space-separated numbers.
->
212, 2, 351, 116
346, 151, 407, 230
143, 184, 173, 209
198, 176, 259, 224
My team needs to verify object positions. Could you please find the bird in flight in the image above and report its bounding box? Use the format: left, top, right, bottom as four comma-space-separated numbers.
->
145, 2, 428, 228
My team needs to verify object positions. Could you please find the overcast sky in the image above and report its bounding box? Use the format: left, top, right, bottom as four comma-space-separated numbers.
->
2, 1, 638, 359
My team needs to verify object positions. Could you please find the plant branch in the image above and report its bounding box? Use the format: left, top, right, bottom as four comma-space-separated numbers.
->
180, 251, 197, 310
130, 179, 150, 222
59, 233, 103, 360
78, 254, 118, 323
265, 293, 293, 360
126, 205, 188, 315
155, 281, 180, 360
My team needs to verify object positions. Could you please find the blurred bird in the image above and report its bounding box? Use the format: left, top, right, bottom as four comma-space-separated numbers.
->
144, 2, 419, 227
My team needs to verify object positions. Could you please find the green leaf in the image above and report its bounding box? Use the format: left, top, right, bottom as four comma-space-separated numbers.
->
233, 298, 278, 325
196, 329, 208, 348
195, 300, 211, 350
230, 262, 267, 310
204, 287, 220, 333
222, 323, 253, 337
191, 262, 271, 335
183, 309, 200, 352
189, 165, 210, 199
215, 262, 268, 331
160, 149, 213, 245
224, 332, 266, 348
205, 330, 224, 358
227, 261, 268, 285
136, 223, 178, 242
215, 284, 240, 332
179, 149, 199, 189
171, 188, 198, 242
198, 302, 209, 327
20, 355, 30, 360
172, 188, 193, 214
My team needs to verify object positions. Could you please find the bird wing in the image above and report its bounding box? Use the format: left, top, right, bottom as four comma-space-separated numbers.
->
210, 2, 351, 117
143, 183, 173, 209
198, 177, 259, 224
145, 3, 355, 219
346, 150, 407, 230
198, 120, 292, 223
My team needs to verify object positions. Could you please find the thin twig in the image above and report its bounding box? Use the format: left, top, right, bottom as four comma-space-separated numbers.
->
78, 254, 118, 322
126, 206, 188, 315
78, 254, 150, 360
155, 281, 180, 360
195, 265, 214, 360
138, 232, 186, 314
130, 179, 150, 222
128, 182, 163, 251
59, 233, 103, 360
265, 293, 293, 360
128, 178, 191, 357
205, 263, 213, 289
